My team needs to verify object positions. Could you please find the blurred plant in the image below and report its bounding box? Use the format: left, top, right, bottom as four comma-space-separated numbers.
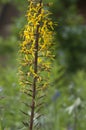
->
19, 0, 54, 130
0, 67, 25, 130
65, 70, 86, 130
66, 97, 81, 130
46, 0, 86, 73
0, 36, 18, 67
42, 60, 68, 130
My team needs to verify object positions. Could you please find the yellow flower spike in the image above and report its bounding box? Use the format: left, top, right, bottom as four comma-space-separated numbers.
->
19, 0, 55, 129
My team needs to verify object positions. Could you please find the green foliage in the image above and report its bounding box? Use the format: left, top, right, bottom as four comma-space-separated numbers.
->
0, 37, 17, 54
59, 25, 86, 72
0, 36, 18, 67
65, 70, 86, 130
0, 67, 23, 129
0, 0, 86, 130
47, 0, 86, 73
43, 69, 86, 130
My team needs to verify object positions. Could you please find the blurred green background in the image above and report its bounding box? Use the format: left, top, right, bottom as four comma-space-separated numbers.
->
0, 0, 86, 130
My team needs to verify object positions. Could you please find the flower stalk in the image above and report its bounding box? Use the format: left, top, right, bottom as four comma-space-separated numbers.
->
19, 0, 54, 130
29, 1, 42, 130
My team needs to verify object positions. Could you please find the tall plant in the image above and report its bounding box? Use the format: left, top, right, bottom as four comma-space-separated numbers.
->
19, 0, 54, 130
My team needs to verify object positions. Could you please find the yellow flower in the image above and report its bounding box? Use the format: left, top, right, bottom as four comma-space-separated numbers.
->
19, 0, 55, 91
38, 57, 42, 63
19, 1, 55, 129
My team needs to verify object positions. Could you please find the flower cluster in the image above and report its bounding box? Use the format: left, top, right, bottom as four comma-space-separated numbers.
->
19, 0, 54, 129
19, 1, 54, 90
